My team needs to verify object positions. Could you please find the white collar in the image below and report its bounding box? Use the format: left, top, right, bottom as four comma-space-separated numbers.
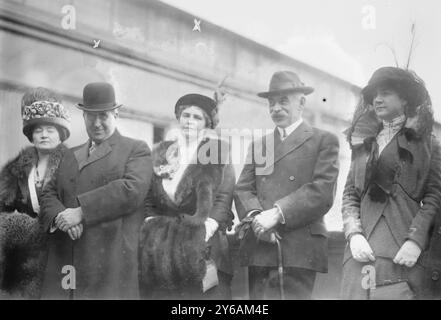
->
277, 118, 303, 139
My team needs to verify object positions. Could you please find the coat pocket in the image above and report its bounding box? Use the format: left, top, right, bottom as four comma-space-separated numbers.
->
309, 222, 328, 238
100, 169, 121, 185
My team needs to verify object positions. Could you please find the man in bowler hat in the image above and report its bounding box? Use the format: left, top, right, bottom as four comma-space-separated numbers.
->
234, 71, 340, 299
40, 82, 153, 299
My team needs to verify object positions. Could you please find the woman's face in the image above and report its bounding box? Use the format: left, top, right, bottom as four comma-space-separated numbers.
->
373, 87, 407, 121
32, 125, 61, 151
179, 106, 207, 138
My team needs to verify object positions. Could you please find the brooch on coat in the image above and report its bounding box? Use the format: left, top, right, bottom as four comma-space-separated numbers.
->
152, 141, 181, 180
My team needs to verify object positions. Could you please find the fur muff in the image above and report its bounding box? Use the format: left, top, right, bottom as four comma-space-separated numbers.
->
0, 144, 66, 299
0, 213, 47, 299
139, 138, 227, 299
138, 216, 208, 299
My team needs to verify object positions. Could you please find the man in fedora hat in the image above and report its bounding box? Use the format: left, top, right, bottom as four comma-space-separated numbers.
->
40, 82, 153, 299
234, 71, 340, 299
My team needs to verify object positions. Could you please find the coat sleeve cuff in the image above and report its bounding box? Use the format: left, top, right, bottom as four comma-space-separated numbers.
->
342, 210, 364, 240
274, 204, 285, 224
406, 227, 427, 250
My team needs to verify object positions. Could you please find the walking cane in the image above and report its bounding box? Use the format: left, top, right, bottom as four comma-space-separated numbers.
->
275, 235, 285, 300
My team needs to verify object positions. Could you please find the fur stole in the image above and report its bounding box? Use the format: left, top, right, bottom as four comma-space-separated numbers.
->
0, 144, 66, 213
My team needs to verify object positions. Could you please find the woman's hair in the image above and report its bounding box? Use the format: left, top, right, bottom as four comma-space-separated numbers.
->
21, 87, 68, 142
176, 105, 212, 129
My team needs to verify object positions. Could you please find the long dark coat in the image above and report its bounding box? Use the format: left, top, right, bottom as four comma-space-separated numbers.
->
40, 130, 152, 299
341, 111, 441, 299
424, 209, 441, 299
139, 137, 235, 298
234, 122, 340, 273
0, 144, 66, 299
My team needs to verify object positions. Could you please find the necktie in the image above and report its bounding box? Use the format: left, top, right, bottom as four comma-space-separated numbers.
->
89, 141, 97, 156
281, 128, 287, 140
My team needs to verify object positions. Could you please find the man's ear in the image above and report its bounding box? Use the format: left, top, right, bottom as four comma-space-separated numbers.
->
299, 96, 306, 110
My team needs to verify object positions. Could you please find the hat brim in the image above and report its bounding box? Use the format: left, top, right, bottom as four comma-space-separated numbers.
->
76, 103, 123, 112
361, 79, 423, 105
23, 117, 71, 141
257, 86, 314, 98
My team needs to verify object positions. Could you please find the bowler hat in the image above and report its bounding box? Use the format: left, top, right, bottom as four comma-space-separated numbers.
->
257, 71, 314, 98
174, 93, 219, 128
77, 82, 122, 112
362, 67, 428, 108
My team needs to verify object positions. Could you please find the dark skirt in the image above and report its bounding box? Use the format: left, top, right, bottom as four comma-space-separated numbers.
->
340, 217, 425, 299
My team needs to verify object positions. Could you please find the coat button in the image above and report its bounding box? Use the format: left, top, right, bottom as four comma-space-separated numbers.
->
432, 271, 440, 281
289, 176, 295, 181
438, 227, 441, 235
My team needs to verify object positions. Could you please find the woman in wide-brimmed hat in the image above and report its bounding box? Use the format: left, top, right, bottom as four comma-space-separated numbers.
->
0, 87, 71, 299
139, 93, 235, 299
340, 67, 441, 299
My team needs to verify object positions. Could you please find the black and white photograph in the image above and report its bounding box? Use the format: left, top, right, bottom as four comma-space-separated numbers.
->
0, 0, 440, 303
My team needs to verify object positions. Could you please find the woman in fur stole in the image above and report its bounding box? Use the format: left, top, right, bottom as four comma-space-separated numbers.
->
340, 67, 441, 299
0, 88, 70, 299
139, 93, 235, 299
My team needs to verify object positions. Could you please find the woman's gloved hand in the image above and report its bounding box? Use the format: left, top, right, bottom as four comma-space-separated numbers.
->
350, 233, 376, 262
393, 240, 421, 268
204, 218, 219, 242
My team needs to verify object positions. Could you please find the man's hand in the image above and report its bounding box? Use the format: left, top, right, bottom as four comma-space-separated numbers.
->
56, 207, 84, 232
393, 240, 421, 268
251, 207, 282, 239
256, 230, 281, 244
350, 234, 376, 262
67, 224, 84, 241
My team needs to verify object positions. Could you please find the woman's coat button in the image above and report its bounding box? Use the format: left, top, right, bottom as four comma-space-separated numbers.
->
289, 176, 295, 181
432, 271, 440, 281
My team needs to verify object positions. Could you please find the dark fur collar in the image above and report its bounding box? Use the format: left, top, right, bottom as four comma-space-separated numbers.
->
0, 144, 67, 208
346, 101, 434, 149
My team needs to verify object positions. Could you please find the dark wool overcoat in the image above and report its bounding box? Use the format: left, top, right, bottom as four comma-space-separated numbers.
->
234, 122, 340, 273
40, 131, 152, 299
341, 108, 441, 299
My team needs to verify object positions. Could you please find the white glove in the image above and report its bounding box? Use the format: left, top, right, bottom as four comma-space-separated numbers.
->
350, 234, 376, 262
204, 218, 219, 242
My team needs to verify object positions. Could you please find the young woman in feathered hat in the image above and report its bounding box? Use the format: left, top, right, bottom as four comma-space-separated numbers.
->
0, 87, 70, 299
340, 67, 441, 299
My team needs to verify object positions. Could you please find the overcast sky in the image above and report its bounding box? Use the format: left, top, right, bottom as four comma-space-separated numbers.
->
161, 0, 441, 120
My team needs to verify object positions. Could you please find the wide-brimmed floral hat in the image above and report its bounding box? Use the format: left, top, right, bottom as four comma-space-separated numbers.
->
22, 100, 71, 142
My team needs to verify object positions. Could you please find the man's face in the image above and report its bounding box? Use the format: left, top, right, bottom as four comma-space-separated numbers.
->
268, 92, 304, 128
373, 87, 407, 121
83, 110, 117, 143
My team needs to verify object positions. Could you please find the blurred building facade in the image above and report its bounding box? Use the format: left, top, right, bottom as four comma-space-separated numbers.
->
1, 0, 439, 299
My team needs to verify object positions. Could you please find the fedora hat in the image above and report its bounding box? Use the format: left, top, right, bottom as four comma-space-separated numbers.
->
77, 82, 122, 112
257, 71, 314, 98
